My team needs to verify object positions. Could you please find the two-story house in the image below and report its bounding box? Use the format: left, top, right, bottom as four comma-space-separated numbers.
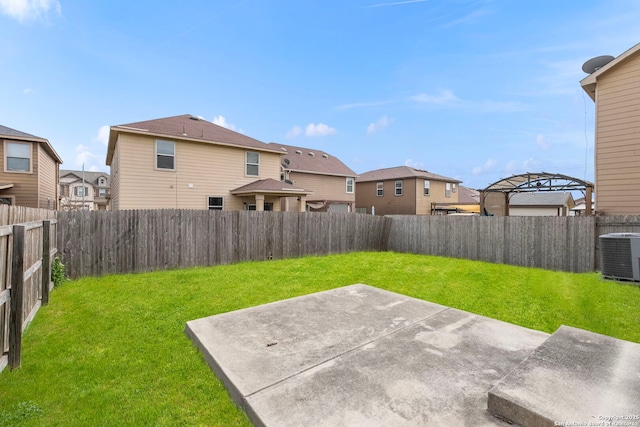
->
0, 125, 62, 209
59, 170, 110, 211
356, 166, 461, 215
268, 143, 357, 212
106, 115, 311, 211
581, 42, 640, 214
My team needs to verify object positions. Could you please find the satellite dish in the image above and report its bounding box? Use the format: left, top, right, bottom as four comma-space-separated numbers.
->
285, 179, 293, 185
582, 55, 615, 74
283, 158, 290, 165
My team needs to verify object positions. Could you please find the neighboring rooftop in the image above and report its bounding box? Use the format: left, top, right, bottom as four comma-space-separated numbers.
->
268, 143, 356, 177
458, 186, 480, 204
356, 166, 461, 183
509, 192, 574, 207
107, 114, 281, 165
60, 170, 110, 186
230, 178, 311, 195
0, 124, 63, 163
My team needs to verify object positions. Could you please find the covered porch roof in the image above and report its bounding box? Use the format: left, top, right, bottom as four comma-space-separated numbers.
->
230, 178, 313, 198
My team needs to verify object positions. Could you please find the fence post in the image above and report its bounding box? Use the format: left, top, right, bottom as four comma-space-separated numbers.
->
9, 224, 25, 370
42, 220, 51, 305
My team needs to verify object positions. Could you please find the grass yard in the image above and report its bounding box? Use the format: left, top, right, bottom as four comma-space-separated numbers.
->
1, 252, 639, 426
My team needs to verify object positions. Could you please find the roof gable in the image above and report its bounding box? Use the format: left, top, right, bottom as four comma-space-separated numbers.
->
580, 42, 640, 101
0, 124, 63, 163
268, 143, 356, 177
60, 169, 110, 186
107, 114, 280, 165
356, 166, 461, 184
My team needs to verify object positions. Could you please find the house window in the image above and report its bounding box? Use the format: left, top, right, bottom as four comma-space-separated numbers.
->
246, 152, 259, 176
98, 189, 107, 197
156, 140, 175, 170
346, 177, 354, 193
452, 183, 457, 193
0, 197, 13, 205
446, 183, 451, 198
376, 182, 383, 197
75, 186, 89, 197
424, 180, 430, 196
5, 142, 31, 172
208, 197, 224, 210
395, 180, 403, 196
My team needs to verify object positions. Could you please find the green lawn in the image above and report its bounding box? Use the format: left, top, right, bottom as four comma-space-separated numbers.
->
1, 252, 639, 426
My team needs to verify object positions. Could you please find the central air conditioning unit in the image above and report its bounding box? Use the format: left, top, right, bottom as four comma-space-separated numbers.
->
599, 233, 640, 282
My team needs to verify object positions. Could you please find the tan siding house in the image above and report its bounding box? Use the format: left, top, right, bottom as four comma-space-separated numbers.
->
106, 115, 311, 211
356, 166, 461, 215
268, 143, 356, 212
0, 125, 62, 209
581, 42, 640, 214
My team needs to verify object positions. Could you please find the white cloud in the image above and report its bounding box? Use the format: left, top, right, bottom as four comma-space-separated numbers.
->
0, 0, 61, 22
472, 158, 497, 175
23, 88, 35, 95
536, 134, 552, 150
410, 90, 460, 106
367, 116, 391, 134
212, 115, 236, 131
285, 125, 301, 139
75, 144, 101, 169
94, 125, 109, 146
404, 159, 424, 169
363, 0, 428, 8
505, 158, 540, 174
336, 99, 394, 111
410, 90, 527, 113
305, 123, 336, 137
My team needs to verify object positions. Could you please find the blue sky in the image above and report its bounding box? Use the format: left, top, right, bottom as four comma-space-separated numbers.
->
2, 0, 640, 189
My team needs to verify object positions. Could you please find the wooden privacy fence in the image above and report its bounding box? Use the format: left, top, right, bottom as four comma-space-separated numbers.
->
56, 210, 640, 279
386, 215, 597, 273
57, 210, 390, 279
0, 218, 57, 372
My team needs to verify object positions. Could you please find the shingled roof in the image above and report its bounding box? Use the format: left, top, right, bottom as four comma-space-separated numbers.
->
268, 143, 356, 177
230, 178, 312, 196
107, 114, 281, 165
0, 124, 63, 163
356, 166, 460, 183
60, 169, 110, 186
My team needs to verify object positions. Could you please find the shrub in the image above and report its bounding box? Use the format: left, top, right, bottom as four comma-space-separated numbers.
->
51, 257, 67, 287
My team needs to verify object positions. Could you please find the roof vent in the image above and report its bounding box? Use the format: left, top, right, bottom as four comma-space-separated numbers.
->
190, 115, 204, 121
322, 154, 329, 159
295, 150, 302, 155
308, 152, 315, 157
280, 147, 287, 152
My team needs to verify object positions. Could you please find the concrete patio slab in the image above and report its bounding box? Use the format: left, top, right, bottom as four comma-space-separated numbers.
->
186, 284, 549, 426
488, 325, 640, 427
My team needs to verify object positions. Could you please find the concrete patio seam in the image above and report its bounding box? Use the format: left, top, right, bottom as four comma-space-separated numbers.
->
243, 306, 452, 399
